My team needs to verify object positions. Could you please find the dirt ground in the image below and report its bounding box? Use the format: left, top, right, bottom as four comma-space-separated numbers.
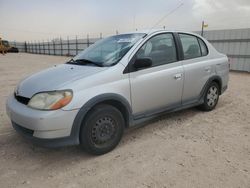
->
0, 53, 249, 188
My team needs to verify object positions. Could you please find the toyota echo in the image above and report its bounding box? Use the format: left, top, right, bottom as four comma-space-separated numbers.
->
6, 30, 229, 155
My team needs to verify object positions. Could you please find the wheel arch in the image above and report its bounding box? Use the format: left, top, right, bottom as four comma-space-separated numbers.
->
200, 75, 222, 99
211, 78, 222, 95
209, 76, 222, 95
70, 93, 132, 144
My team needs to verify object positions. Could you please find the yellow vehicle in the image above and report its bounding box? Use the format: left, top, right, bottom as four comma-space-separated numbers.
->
0, 38, 7, 54
0, 38, 19, 54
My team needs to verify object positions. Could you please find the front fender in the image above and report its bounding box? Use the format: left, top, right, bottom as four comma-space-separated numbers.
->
68, 93, 133, 145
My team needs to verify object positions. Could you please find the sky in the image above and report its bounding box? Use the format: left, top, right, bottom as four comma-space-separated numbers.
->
0, 0, 250, 41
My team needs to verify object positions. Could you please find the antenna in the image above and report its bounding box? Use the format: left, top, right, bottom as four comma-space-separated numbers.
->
133, 14, 136, 31
150, 2, 184, 30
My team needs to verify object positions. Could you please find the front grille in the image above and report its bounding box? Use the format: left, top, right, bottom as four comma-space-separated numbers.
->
14, 94, 30, 105
12, 122, 34, 137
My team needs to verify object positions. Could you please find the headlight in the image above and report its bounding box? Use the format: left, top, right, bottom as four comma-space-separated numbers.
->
28, 90, 73, 110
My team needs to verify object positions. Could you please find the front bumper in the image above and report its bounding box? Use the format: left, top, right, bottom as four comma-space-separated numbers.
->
12, 122, 78, 147
6, 94, 80, 147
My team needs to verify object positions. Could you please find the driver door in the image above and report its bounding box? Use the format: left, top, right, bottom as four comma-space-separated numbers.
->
129, 33, 184, 117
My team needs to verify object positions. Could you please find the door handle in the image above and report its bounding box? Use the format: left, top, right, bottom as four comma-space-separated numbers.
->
174, 73, 182, 80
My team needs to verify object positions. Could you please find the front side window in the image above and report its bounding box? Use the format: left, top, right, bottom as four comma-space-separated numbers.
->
72, 33, 145, 67
179, 34, 201, 60
136, 33, 177, 67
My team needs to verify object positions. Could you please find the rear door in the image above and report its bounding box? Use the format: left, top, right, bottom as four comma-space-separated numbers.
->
178, 33, 212, 105
128, 33, 184, 117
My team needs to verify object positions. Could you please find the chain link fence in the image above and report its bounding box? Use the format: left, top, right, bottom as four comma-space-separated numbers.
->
10, 36, 101, 56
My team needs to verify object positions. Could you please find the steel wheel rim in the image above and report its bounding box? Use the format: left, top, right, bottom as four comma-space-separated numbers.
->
207, 86, 218, 107
91, 116, 117, 146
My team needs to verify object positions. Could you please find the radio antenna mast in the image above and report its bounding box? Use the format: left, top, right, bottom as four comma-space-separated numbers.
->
150, 2, 184, 30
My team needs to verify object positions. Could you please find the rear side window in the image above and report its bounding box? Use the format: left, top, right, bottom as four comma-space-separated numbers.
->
198, 38, 208, 56
179, 34, 201, 60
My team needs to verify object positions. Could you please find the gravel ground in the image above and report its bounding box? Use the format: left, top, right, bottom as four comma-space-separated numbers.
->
0, 53, 249, 188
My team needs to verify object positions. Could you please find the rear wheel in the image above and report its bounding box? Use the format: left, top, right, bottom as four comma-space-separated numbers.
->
198, 82, 220, 111
80, 104, 125, 155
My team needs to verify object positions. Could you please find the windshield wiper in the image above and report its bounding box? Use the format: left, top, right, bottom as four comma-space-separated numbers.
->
66, 58, 103, 67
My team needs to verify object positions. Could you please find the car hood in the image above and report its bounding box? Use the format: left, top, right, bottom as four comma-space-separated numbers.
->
17, 64, 107, 98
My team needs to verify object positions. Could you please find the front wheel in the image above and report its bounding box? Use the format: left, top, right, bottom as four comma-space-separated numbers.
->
80, 104, 125, 155
198, 82, 220, 111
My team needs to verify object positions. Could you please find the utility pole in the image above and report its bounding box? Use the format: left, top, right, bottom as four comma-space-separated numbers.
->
201, 21, 204, 37
201, 21, 208, 37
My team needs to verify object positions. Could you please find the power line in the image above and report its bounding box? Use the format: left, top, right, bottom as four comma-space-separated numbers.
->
150, 1, 184, 30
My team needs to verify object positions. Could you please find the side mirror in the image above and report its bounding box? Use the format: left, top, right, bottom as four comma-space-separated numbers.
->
133, 57, 152, 70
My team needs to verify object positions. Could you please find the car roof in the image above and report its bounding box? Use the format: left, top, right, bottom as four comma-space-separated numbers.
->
123, 29, 201, 37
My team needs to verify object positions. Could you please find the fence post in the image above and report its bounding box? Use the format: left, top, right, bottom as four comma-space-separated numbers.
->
38, 41, 40, 54
87, 34, 90, 47
43, 40, 45, 54
60, 37, 63, 56
35, 41, 37, 54
33, 42, 35, 53
34, 41, 36, 54
67, 36, 70, 56
24, 42, 27, 53
31, 41, 33, 53
76, 35, 78, 55
53, 39, 56, 55
48, 40, 50, 55
33, 42, 35, 54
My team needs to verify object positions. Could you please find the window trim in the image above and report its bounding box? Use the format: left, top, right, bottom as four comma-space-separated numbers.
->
197, 37, 209, 57
123, 32, 180, 74
178, 33, 209, 61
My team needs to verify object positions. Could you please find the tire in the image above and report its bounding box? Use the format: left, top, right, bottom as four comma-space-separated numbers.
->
198, 82, 220, 111
80, 104, 125, 155
7, 47, 19, 53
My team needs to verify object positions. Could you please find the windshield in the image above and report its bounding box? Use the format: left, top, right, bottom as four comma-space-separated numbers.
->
73, 33, 145, 67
